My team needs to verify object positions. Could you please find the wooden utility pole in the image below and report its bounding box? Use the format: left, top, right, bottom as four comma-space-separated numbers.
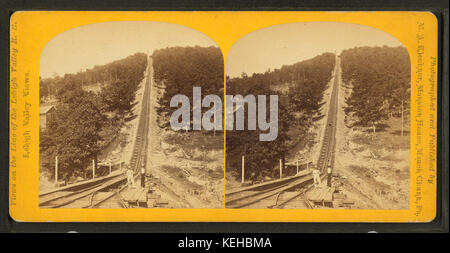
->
92, 159, 95, 179
279, 159, 282, 179
203, 146, 207, 195
55, 156, 58, 186
241, 155, 245, 184
401, 99, 404, 137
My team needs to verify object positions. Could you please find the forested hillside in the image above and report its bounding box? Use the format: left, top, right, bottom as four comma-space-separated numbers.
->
334, 46, 411, 209
40, 53, 147, 179
149, 46, 225, 207
340, 46, 410, 134
226, 53, 336, 180
152, 46, 224, 128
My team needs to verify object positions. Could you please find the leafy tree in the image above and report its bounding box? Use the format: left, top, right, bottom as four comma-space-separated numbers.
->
226, 53, 336, 179
152, 46, 224, 128
40, 91, 107, 177
101, 79, 138, 117
39, 52, 148, 179
340, 46, 410, 135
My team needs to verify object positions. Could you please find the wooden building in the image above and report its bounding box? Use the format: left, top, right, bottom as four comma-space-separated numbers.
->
39, 105, 56, 131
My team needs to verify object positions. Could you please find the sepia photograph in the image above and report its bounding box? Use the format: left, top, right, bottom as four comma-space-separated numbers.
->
38, 21, 224, 208
8, 9, 440, 224
225, 22, 411, 209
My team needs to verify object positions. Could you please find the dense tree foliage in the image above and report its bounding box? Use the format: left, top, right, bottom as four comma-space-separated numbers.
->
226, 53, 336, 179
41, 53, 146, 115
40, 53, 147, 178
340, 46, 410, 134
40, 92, 106, 177
152, 46, 224, 128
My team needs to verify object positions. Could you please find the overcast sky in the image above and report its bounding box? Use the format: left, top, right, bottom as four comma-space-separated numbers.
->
41, 21, 404, 79
40, 21, 217, 78
226, 22, 404, 78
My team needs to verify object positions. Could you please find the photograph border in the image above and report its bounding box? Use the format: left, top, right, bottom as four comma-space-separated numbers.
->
1, 0, 448, 233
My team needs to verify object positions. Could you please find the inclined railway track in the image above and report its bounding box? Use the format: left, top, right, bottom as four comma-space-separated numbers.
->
225, 56, 341, 209
226, 173, 313, 208
316, 57, 340, 173
39, 56, 153, 208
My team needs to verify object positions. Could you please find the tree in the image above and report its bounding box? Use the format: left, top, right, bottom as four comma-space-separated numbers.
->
153, 46, 224, 128
40, 52, 148, 180
341, 46, 411, 135
101, 79, 137, 116
226, 53, 336, 178
40, 91, 107, 177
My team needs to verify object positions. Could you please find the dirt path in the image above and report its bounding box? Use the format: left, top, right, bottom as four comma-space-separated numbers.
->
333, 58, 410, 210
144, 56, 223, 208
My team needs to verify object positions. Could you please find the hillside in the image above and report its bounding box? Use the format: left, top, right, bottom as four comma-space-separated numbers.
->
336, 46, 411, 209
148, 46, 224, 208
226, 53, 336, 185
39, 53, 148, 189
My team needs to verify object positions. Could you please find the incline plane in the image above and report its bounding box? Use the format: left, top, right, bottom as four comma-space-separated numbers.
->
226, 54, 342, 209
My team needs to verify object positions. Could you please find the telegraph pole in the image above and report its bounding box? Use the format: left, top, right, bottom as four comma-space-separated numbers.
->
92, 159, 95, 179
241, 155, 245, 184
55, 156, 58, 186
279, 159, 282, 179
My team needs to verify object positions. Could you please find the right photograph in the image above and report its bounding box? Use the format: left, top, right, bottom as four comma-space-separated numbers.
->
225, 22, 411, 209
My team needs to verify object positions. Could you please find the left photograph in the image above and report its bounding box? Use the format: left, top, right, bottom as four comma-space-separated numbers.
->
38, 21, 224, 208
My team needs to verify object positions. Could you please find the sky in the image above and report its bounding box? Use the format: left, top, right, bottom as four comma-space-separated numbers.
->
40, 21, 217, 78
41, 21, 404, 79
226, 22, 404, 78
